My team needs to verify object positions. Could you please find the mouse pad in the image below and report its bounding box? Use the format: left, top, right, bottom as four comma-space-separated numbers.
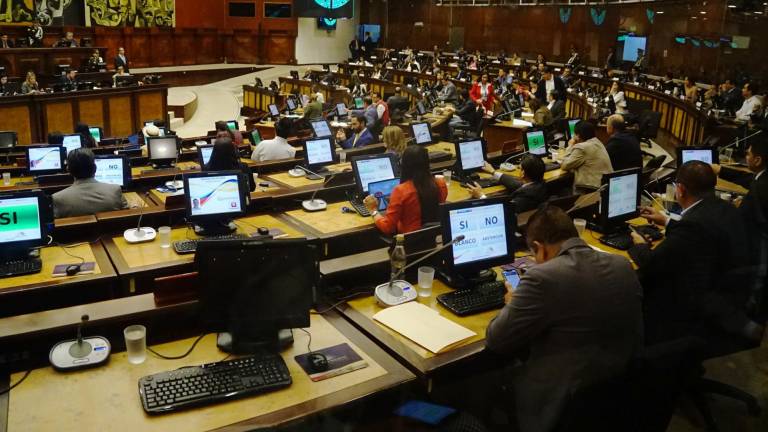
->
294, 343, 368, 382
52, 262, 96, 277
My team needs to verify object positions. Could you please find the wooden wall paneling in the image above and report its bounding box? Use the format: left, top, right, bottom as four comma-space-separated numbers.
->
0, 104, 34, 145
195, 29, 221, 65
229, 30, 261, 64
43, 101, 75, 135
150, 28, 175, 67
136, 91, 166, 125
77, 98, 105, 129
93, 27, 124, 70
108, 96, 134, 138
127, 28, 152, 68
172, 29, 197, 66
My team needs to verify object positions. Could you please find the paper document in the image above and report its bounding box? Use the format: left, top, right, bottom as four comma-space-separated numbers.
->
372, 302, 476, 354
512, 119, 533, 128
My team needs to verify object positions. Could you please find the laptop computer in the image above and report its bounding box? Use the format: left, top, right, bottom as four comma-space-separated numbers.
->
368, 178, 400, 213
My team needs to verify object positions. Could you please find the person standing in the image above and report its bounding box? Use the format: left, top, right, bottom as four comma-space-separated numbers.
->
114, 47, 130, 73
469, 73, 495, 113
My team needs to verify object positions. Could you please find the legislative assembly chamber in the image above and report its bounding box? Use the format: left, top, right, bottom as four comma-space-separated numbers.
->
0, 0, 767, 431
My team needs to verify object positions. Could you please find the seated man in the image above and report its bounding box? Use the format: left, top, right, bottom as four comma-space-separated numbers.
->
251, 118, 296, 162
60, 69, 78, 91
301, 93, 323, 120
604, 114, 642, 171
468, 155, 548, 213
53, 148, 127, 218
336, 115, 375, 149
561, 120, 613, 192
486, 206, 643, 432
630, 161, 763, 352
437, 76, 458, 105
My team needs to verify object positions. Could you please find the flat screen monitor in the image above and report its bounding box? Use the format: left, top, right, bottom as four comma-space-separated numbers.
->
0, 192, 47, 253
184, 170, 248, 222
368, 178, 400, 212
197, 144, 214, 167
250, 129, 262, 146
351, 153, 399, 194
268, 104, 280, 117
440, 197, 517, 276
62, 134, 82, 155
600, 168, 641, 230
524, 130, 547, 156
195, 238, 317, 353
94, 155, 131, 188
303, 138, 335, 170
336, 103, 348, 117
416, 101, 427, 116
300, 94, 310, 107
677, 146, 718, 165
88, 127, 102, 144
622, 36, 647, 62
353, 97, 364, 109
226, 120, 239, 131
0, 131, 17, 150
147, 136, 178, 163
310, 120, 332, 138
455, 139, 486, 174
565, 119, 579, 140
286, 98, 297, 111
410, 122, 433, 145
26, 146, 64, 175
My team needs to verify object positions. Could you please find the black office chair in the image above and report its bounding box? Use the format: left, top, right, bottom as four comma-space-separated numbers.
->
641, 155, 667, 186
637, 110, 661, 148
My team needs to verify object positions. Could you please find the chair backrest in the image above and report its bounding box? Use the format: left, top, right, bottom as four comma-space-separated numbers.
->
638, 110, 662, 140
644, 155, 666, 171
404, 223, 441, 256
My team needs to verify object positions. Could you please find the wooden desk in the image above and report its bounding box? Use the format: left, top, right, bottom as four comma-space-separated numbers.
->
263, 162, 351, 190
716, 178, 748, 196
5, 311, 414, 432
0, 47, 106, 77
284, 201, 374, 238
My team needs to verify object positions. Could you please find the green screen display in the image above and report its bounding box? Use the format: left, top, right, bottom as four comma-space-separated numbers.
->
526, 131, 546, 155
0, 197, 42, 244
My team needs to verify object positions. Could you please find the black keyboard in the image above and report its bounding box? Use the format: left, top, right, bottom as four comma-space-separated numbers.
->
632, 224, 663, 241
437, 280, 506, 316
457, 175, 499, 189
348, 196, 371, 217
599, 232, 633, 251
138, 354, 292, 414
0, 257, 42, 278
173, 233, 250, 254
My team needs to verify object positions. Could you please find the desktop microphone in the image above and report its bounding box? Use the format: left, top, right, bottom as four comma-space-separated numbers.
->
375, 235, 466, 307
49, 314, 111, 371
499, 151, 529, 171
123, 192, 157, 243
302, 172, 337, 212
565, 183, 608, 215
718, 129, 763, 153
295, 165, 329, 181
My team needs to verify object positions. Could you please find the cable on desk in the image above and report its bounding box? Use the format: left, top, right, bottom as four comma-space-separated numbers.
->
311, 291, 369, 315
0, 370, 31, 395
147, 333, 207, 360
296, 328, 313, 354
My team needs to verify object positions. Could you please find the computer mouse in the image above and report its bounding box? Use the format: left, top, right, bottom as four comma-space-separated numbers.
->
257, 227, 270, 236
65, 264, 81, 276
308, 353, 329, 373
341, 206, 353, 214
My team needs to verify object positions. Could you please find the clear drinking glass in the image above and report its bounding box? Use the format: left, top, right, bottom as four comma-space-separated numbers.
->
158, 226, 172, 248
124, 325, 147, 365
417, 266, 435, 298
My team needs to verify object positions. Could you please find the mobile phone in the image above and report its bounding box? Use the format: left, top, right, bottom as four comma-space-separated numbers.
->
502, 269, 521, 290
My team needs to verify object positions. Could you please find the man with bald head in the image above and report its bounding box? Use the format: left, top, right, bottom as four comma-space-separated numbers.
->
604, 114, 642, 171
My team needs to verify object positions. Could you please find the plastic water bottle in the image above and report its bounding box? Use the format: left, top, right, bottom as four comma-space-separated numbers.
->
390, 234, 407, 280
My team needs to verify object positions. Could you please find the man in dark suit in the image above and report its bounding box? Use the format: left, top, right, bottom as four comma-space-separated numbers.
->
469, 155, 548, 213
630, 161, 763, 354
336, 115, 375, 149
604, 114, 642, 171
348, 38, 361, 61
0, 34, 14, 49
486, 206, 643, 432
362, 32, 375, 59
547, 90, 566, 122
60, 69, 78, 91
535, 66, 566, 102
720, 78, 743, 114
114, 47, 129, 73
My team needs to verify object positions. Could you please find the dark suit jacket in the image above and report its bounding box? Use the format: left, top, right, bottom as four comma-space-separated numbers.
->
339, 128, 376, 149
605, 131, 643, 171
114, 55, 129, 72
721, 87, 743, 114
628, 196, 752, 355
535, 76, 566, 101
549, 99, 565, 122
498, 176, 548, 213
0, 39, 14, 49
487, 238, 643, 432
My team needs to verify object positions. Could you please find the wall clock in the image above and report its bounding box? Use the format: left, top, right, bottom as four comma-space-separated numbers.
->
314, 0, 351, 9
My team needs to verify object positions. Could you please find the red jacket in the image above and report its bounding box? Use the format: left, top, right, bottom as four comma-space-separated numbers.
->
470, 82, 495, 111
375, 178, 448, 235
375, 100, 390, 126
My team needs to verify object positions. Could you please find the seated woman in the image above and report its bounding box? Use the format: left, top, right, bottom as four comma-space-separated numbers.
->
529, 97, 553, 128
382, 125, 407, 158
363, 146, 448, 235
215, 120, 243, 147
74, 122, 97, 148
205, 137, 256, 192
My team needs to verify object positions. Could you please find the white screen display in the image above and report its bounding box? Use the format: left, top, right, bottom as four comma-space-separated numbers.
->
459, 140, 484, 170
0, 197, 42, 244
149, 138, 177, 160
681, 149, 713, 164
356, 157, 395, 193
412, 123, 432, 145
188, 175, 242, 217
622, 36, 647, 62
305, 138, 334, 166
269, 104, 280, 116
287, 99, 296, 110
336, 103, 348, 116
94, 158, 125, 186
449, 203, 508, 265
311, 120, 331, 137
200, 146, 214, 165
62, 135, 82, 154
607, 173, 638, 219
416, 101, 426, 115
28, 147, 62, 172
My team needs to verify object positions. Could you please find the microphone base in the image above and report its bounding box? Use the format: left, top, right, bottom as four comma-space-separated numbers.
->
374, 280, 417, 307
123, 227, 157, 244
302, 199, 327, 212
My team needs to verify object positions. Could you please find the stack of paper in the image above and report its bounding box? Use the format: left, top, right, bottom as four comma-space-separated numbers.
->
372, 302, 476, 354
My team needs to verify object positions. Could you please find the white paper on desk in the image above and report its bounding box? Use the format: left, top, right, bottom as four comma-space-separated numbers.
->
512, 119, 533, 128
521, 112, 534, 119
372, 302, 476, 354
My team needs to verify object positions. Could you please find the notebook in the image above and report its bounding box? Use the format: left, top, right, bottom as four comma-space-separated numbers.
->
372, 302, 476, 354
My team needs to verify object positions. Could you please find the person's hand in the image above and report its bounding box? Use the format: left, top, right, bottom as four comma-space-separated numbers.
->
503, 281, 515, 304
630, 231, 647, 246
481, 161, 495, 174
711, 163, 721, 176
639, 206, 668, 226
567, 137, 576, 147
363, 195, 379, 212
468, 182, 484, 199
335, 129, 345, 141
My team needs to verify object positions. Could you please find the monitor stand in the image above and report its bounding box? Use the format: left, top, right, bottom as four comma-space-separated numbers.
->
305, 166, 330, 180
216, 329, 294, 355
437, 268, 497, 290
193, 220, 237, 236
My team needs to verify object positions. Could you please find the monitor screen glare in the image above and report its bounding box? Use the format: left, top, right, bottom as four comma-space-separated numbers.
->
448, 203, 508, 266
149, 138, 177, 160
311, 120, 331, 138
188, 174, 243, 217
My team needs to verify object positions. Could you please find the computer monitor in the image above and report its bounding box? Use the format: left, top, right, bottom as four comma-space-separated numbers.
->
197, 144, 214, 167
226, 120, 239, 131
599, 168, 642, 232
524, 130, 547, 157
455, 139, 486, 174
368, 178, 400, 212
0, 131, 17, 151
353, 97, 364, 109
250, 129, 262, 146
93, 155, 131, 188
61, 134, 82, 155
147, 136, 179, 167
565, 118, 579, 141
336, 103, 348, 117
0, 191, 50, 258
302, 138, 335, 172
300, 94, 310, 107
310, 120, 332, 138
195, 238, 317, 353
410, 122, 433, 146
351, 153, 399, 194
677, 146, 719, 165
268, 104, 280, 117
183, 170, 248, 235
416, 101, 427, 116
88, 127, 102, 144
25, 145, 64, 176
286, 98, 297, 112
440, 197, 517, 280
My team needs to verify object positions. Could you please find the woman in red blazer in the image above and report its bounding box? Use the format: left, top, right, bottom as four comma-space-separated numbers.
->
364, 146, 448, 235
469, 72, 495, 112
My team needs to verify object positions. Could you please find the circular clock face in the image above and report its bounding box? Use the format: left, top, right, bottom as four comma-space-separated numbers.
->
314, 0, 351, 9
322, 18, 337, 26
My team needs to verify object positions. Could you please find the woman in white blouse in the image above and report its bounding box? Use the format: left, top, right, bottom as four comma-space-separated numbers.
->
607, 81, 628, 115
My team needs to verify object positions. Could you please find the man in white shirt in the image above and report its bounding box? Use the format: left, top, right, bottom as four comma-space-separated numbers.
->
251, 118, 296, 162
735, 82, 762, 122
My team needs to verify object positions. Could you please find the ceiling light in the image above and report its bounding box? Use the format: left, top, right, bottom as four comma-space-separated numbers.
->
756, 11, 764, 14
700, 10, 707, 14
728, 4, 736, 7
657, 11, 665, 14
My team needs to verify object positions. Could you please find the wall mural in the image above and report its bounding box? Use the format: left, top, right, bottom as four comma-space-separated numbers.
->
86, 0, 174, 27
0, 0, 36, 23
